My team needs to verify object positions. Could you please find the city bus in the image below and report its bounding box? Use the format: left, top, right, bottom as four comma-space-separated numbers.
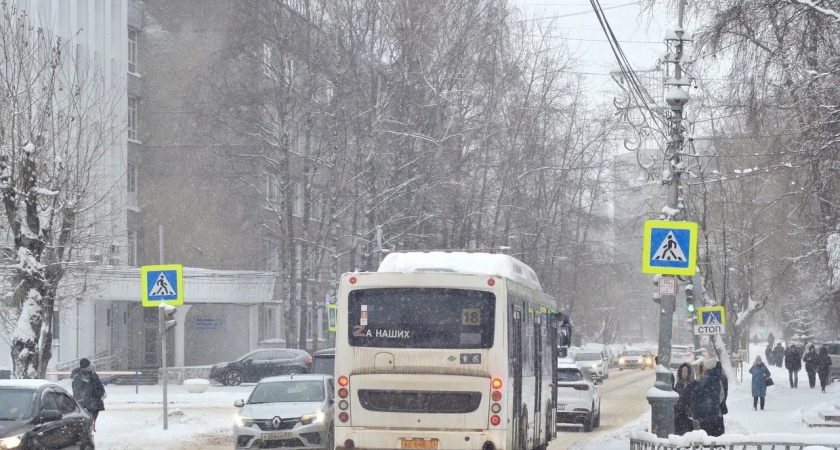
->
334, 252, 560, 450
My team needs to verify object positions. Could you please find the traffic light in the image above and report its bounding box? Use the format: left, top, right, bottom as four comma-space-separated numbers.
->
685, 284, 696, 314
159, 303, 177, 334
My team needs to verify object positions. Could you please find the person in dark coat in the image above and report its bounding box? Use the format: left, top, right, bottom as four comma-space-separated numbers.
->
817, 346, 833, 393
692, 358, 725, 437
71, 358, 106, 430
749, 356, 771, 410
784, 344, 802, 388
773, 343, 785, 368
804, 344, 818, 389
673, 363, 696, 435
765, 344, 774, 366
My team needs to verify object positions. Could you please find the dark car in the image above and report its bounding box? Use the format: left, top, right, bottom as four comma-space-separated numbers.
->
209, 348, 312, 386
310, 348, 335, 375
0, 379, 95, 449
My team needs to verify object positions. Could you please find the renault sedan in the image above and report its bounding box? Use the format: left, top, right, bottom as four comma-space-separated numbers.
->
234, 374, 334, 449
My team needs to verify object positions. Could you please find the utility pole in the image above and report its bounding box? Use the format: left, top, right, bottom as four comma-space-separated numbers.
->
648, 0, 692, 438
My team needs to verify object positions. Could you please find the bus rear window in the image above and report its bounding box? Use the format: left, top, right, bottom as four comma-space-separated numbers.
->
348, 288, 495, 349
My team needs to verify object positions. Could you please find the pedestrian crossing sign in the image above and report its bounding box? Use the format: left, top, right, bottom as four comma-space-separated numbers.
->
141, 264, 184, 306
642, 220, 698, 275
697, 306, 726, 325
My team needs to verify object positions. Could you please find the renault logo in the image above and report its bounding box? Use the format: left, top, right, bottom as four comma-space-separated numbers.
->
272, 417, 282, 429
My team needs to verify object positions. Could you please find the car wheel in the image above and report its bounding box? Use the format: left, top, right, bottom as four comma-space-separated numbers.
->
583, 408, 594, 432
286, 367, 305, 375
225, 370, 243, 386
594, 403, 601, 428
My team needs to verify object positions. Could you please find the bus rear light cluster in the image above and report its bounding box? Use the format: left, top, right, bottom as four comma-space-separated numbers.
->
490, 378, 503, 426
337, 375, 350, 423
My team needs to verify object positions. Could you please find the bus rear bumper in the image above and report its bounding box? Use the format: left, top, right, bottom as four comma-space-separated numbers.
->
335, 428, 508, 450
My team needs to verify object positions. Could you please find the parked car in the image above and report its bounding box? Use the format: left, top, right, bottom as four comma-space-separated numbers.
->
210, 348, 312, 386
234, 374, 335, 449
0, 379, 95, 449
642, 351, 656, 369
574, 351, 609, 379
618, 349, 644, 370
555, 360, 602, 432
670, 345, 696, 369
310, 348, 335, 376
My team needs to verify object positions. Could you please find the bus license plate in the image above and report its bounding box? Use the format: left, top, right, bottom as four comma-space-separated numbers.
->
263, 432, 293, 440
400, 439, 439, 449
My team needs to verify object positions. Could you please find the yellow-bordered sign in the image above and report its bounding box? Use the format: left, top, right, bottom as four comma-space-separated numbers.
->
642, 220, 698, 276
141, 264, 184, 306
697, 306, 726, 325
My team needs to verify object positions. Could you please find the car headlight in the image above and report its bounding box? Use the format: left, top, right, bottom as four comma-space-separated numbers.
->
0, 434, 22, 449
235, 415, 254, 427
619, 358, 625, 363
301, 411, 325, 425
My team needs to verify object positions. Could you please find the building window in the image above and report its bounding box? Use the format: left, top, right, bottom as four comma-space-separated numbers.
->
264, 238, 280, 271
293, 182, 303, 217
127, 163, 137, 193
127, 231, 137, 266
265, 173, 280, 205
128, 96, 138, 141
263, 306, 277, 340
128, 29, 137, 73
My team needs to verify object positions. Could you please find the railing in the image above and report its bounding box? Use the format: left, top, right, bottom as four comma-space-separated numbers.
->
630, 438, 840, 450
45, 370, 145, 394
55, 350, 109, 371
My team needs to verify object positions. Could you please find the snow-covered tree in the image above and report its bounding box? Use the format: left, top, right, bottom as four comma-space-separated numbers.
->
0, 4, 123, 378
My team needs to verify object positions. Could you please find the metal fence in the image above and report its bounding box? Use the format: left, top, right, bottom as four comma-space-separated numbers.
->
630, 439, 840, 450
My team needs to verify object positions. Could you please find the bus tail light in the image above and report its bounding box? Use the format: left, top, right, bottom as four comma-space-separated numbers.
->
487, 278, 495, 286
490, 415, 501, 426
490, 403, 501, 413
338, 376, 349, 386
339, 412, 350, 423
338, 388, 348, 398
491, 378, 502, 389
491, 390, 502, 401
349, 277, 357, 284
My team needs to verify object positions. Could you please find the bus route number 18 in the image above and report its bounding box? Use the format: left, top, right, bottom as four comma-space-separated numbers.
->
461, 309, 481, 326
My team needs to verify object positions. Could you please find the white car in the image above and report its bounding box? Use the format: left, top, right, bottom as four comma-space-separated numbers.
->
555, 361, 602, 432
670, 345, 696, 369
234, 374, 335, 449
574, 351, 609, 379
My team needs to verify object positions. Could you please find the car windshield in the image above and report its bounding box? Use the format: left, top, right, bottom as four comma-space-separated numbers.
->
311, 356, 334, 375
248, 380, 325, 404
557, 368, 583, 382
574, 353, 601, 361
622, 350, 641, 356
0, 389, 35, 421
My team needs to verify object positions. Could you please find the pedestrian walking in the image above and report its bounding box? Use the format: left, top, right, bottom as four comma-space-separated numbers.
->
817, 346, 833, 393
749, 356, 771, 410
765, 343, 774, 366
673, 363, 696, 435
785, 344, 802, 388
70, 358, 106, 430
773, 343, 785, 368
691, 358, 726, 437
804, 344, 818, 389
